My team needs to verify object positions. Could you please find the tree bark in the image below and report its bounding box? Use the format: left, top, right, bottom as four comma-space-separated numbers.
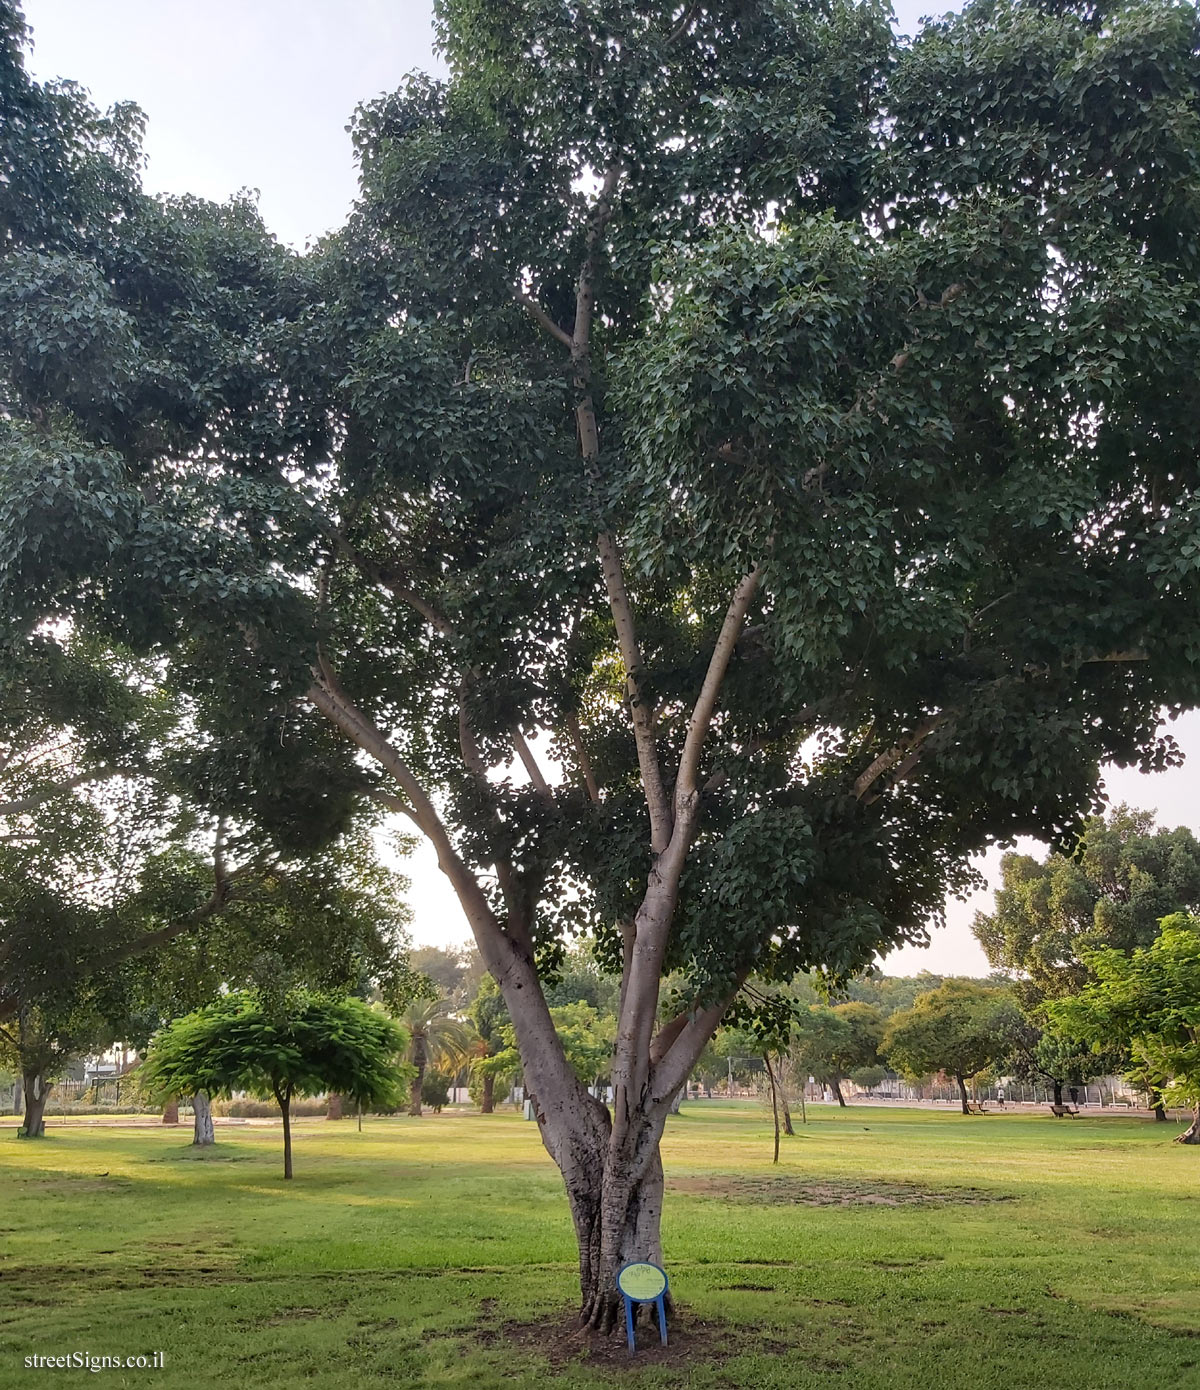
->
1051, 1079, 1064, 1112
192, 1091, 214, 1146
1175, 1106, 1200, 1145
12, 1078, 21, 1114
409, 1034, 427, 1117
832, 1077, 847, 1107
1154, 1102, 1168, 1122
569, 1119, 671, 1332
955, 1072, 970, 1115
19, 1070, 48, 1138
162, 1098, 179, 1125
275, 1084, 294, 1179
480, 1071, 495, 1114
668, 1084, 684, 1115
326, 1092, 343, 1121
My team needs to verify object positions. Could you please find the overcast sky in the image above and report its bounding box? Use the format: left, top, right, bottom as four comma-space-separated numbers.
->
21, 1, 1200, 973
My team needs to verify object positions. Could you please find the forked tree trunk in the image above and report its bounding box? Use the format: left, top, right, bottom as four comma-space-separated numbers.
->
1175, 1106, 1200, 1145
192, 1091, 214, 1146
480, 1071, 495, 1114
19, 1070, 48, 1138
409, 1035, 427, 1117
955, 1072, 970, 1115
832, 1077, 846, 1107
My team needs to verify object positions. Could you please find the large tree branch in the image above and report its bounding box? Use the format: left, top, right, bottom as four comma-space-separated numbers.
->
650, 983, 746, 1108
853, 713, 946, 803
308, 664, 594, 1154
598, 534, 673, 853
512, 728, 552, 798
514, 288, 574, 350
674, 563, 763, 809
308, 667, 505, 947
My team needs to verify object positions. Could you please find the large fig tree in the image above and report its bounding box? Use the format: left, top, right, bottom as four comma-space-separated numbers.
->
3, 0, 1200, 1327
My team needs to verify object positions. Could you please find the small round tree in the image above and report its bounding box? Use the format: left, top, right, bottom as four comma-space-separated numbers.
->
142, 992, 411, 1177
883, 982, 1020, 1115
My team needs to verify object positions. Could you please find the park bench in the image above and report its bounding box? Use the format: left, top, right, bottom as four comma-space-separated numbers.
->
1050, 1104, 1079, 1117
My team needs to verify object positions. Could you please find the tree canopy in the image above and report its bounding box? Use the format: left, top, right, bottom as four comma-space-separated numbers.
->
883, 981, 1020, 1114
3, 0, 1200, 1319
141, 991, 411, 1176
975, 807, 1200, 1004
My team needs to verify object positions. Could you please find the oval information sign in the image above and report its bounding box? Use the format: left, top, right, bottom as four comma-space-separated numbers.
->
617, 1261, 668, 1302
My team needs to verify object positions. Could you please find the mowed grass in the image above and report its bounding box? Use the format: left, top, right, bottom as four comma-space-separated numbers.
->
1, 1103, 1198, 1389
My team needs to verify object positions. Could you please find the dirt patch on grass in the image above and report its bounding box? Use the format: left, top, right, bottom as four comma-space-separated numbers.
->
671, 1175, 1012, 1208
476, 1305, 784, 1373
12, 1175, 132, 1194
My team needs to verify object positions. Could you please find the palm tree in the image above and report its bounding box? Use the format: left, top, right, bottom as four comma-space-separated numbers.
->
401, 999, 473, 1116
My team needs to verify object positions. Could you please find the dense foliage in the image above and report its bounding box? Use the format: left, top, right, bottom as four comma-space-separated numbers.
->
1052, 914, 1200, 1142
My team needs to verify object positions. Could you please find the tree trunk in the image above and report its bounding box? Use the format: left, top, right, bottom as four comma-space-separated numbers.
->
275, 1085, 294, 1179
192, 1091, 214, 1146
1175, 1106, 1200, 1145
1051, 1079, 1064, 1112
668, 1084, 683, 1115
956, 1072, 970, 1115
832, 1077, 847, 1107
162, 1098, 179, 1125
480, 1070, 495, 1114
326, 1092, 343, 1121
764, 1052, 782, 1164
567, 1120, 671, 1333
409, 1035, 427, 1117
19, 1070, 48, 1138
12, 1078, 21, 1114
1154, 1103, 1168, 1122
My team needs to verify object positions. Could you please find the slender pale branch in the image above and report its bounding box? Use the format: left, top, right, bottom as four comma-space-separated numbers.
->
512, 728, 552, 797
0, 766, 131, 818
675, 563, 764, 809
362, 786, 419, 824
597, 535, 673, 853
564, 712, 601, 804
514, 289, 574, 350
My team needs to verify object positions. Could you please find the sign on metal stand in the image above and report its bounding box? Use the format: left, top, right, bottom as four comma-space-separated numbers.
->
616, 1262, 668, 1354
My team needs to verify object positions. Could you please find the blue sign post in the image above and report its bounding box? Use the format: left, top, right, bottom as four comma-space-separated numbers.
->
616, 1261, 669, 1354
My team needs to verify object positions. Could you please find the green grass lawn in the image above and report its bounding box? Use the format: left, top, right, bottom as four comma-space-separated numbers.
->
2, 1102, 1198, 1388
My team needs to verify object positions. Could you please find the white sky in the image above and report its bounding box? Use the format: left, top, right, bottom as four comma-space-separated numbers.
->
22, 1, 1200, 975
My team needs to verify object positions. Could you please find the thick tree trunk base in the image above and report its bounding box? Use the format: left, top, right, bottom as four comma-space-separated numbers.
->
162, 1099, 179, 1125
326, 1093, 344, 1121
192, 1092, 215, 1146
20, 1074, 48, 1138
